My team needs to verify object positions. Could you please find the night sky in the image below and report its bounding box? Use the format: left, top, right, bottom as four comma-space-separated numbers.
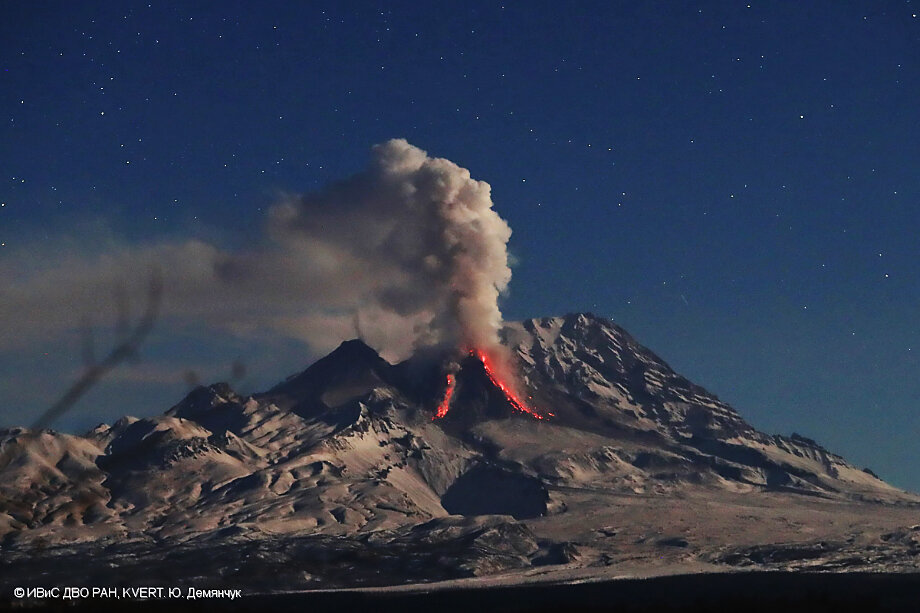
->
2, 2, 919, 490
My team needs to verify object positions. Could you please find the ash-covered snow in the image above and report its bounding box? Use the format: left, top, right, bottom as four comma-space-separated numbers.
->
1, 313, 917, 591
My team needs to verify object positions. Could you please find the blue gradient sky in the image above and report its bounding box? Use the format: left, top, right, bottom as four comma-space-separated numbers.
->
2, 1, 919, 489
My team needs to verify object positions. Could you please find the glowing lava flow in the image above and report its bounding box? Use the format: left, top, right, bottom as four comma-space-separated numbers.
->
433, 373, 455, 420
473, 349, 544, 420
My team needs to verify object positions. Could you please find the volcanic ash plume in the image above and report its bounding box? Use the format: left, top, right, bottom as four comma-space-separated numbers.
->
263, 138, 514, 357
2, 139, 535, 414
267, 139, 539, 418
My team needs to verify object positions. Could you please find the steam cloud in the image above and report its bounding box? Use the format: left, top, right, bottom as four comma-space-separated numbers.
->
0, 140, 516, 363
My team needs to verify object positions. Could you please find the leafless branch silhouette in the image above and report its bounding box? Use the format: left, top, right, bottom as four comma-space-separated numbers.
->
30, 270, 163, 430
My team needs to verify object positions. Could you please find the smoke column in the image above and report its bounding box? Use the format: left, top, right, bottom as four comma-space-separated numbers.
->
269, 139, 536, 412
257, 138, 515, 357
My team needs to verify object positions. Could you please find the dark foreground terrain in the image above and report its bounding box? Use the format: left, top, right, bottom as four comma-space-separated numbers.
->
4, 572, 920, 613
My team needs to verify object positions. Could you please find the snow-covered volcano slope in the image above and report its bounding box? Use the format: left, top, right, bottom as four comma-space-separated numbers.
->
499, 314, 906, 500
0, 313, 916, 580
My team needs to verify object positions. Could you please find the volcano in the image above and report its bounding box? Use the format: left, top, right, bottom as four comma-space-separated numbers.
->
2, 313, 919, 595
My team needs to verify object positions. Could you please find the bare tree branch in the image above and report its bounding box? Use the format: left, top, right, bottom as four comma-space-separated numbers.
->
30, 271, 163, 430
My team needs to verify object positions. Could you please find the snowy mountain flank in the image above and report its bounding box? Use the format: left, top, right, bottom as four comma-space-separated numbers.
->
2, 313, 919, 591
